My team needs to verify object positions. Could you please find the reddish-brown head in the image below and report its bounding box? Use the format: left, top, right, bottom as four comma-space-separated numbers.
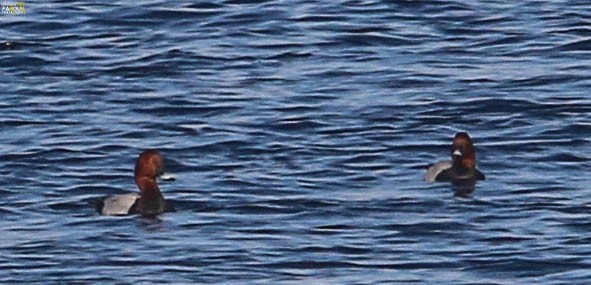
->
134, 150, 165, 180
451, 132, 476, 170
134, 150, 166, 198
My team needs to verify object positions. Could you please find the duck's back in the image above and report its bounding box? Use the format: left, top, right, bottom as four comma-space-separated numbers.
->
99, 193, 140, 216
424, 161, 452, 182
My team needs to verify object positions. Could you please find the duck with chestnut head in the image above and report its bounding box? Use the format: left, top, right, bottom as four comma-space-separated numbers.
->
425, 132, 485, 183
96, 150, 175, 216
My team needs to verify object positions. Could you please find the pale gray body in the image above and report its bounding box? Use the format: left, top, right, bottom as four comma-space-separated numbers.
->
424, 161, 452, 182
101, 193, 139, 216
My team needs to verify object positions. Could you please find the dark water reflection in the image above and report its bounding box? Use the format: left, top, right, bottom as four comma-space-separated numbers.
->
452, 181, 477, 198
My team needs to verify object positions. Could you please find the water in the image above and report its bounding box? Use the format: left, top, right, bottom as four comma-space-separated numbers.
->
1, 0, 590, 283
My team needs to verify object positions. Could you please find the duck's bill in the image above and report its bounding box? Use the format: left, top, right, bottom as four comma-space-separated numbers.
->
159, 172, 176, 181
452, 149, 463, 157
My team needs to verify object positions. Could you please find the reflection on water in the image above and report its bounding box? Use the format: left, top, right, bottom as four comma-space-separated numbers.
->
452, 180, 477, 198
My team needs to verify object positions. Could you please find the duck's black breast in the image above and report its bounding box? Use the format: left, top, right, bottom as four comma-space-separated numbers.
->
130, 197, 174, 215
436, 167, 485, 182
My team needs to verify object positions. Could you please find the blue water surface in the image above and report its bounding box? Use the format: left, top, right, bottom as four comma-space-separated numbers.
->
0, 0, 590, 284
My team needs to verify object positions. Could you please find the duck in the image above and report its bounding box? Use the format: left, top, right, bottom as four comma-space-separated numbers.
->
96, 150, 175, 216
424, 132, 485, 183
